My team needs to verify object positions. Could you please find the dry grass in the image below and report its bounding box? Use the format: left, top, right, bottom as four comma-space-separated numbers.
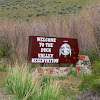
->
57, 76, 82, 91
0, 5, 100, 61
56, 75, 82, 100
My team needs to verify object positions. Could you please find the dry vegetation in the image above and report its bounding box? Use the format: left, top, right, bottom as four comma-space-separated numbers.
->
0, 5, 100, 62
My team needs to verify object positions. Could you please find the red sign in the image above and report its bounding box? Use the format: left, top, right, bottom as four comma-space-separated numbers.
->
28, 36, 79, 64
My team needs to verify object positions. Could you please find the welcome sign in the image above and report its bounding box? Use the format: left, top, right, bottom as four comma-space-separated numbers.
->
28, 36, 79, 64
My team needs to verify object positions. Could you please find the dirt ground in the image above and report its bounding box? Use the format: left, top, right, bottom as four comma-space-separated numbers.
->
0, 72, 7, 87
0, 92, 12, 100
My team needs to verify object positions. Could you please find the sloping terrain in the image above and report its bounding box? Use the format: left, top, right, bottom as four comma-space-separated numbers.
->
0, 0, 98, 21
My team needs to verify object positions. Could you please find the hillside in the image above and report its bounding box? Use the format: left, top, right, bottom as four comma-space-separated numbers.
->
0, 0, 99, 21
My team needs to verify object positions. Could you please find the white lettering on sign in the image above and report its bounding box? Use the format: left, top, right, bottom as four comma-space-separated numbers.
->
38, 53, 54, 58
45, 43, 53, 47
39, 43, 44, 47
41, 48, 51, 52
34, 37, 58, 63
37, 37, 56, 42
32, 58, 59, 63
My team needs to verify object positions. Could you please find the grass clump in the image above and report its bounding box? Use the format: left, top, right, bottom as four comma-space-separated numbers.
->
58, 75, 82, 100
40, 74, 55, 87
34, 80, 60, 100
5, 63, 61, 100
6, 63, 36, 100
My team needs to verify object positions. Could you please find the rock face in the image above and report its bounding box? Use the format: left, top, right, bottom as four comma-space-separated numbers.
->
33, 55, 92, 77
76, 55, 92, 75
76, 55, 91, 68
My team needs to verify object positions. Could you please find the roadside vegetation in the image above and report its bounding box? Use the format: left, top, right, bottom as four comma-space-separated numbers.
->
0, 0, 100, 100
79, 60, 100, 92
5, 63, 61, 100
5, 62, 82, 100
77, 60, 100, 100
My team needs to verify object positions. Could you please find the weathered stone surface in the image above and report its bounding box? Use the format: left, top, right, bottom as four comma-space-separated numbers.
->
38, 67, 43, 73
56, 67, 60, 70
64, 68, 69, 72
78, 55, 85, 60
33, 55, 92, 76
46, 69, 53, 74
76, 67, 81, 72
76, 55, 91, 68
84, 56, 89, 61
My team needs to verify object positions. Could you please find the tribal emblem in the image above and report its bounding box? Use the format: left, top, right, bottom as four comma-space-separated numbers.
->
59, 43, 71, 57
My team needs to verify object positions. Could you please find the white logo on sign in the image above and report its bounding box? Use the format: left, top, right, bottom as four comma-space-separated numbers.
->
59, 43, 71, 57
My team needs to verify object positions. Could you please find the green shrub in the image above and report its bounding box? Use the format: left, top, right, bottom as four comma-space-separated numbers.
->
0, 40, 14, 60
0, 46, 5, 59
79, 60, 100, 93
90, 60, 100, 93
79, 74, 96, 91
92, 60, 100, 76
0, 64, 6, 72
90, 78, 100, 93
86, 49, 99, 64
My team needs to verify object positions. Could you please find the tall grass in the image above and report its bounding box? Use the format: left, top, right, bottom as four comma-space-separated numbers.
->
34, 81, 60, 100
5, 62, 61, 100
6, 63, 37, 100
